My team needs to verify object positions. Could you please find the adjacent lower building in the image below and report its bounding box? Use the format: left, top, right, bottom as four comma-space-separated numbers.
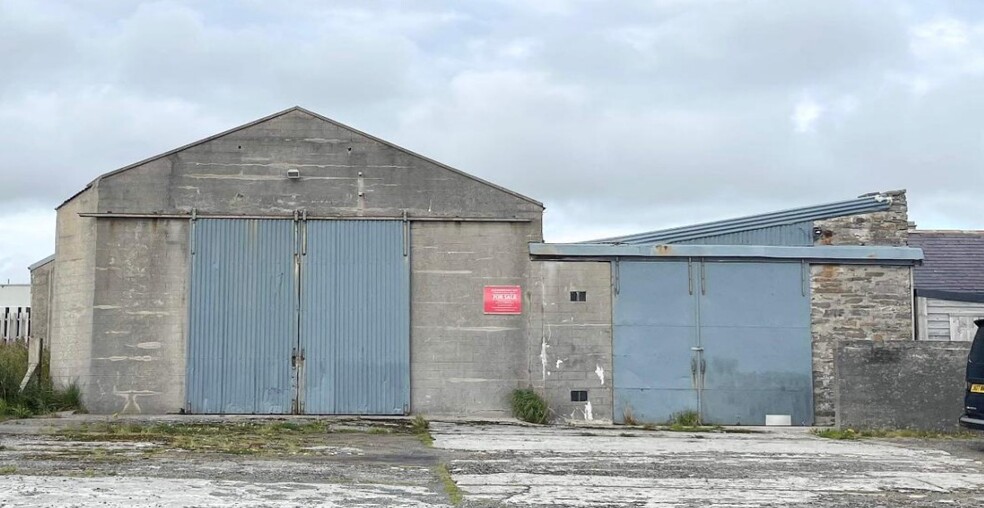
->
31, 107, 924, 426
1, 283, 31, 342
909, 230, 984, 342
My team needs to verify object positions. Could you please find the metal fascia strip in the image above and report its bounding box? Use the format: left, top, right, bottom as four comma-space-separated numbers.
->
529, 243, 924, 263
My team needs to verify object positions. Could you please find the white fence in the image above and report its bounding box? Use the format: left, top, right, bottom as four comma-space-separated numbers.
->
1, 307, 30, 342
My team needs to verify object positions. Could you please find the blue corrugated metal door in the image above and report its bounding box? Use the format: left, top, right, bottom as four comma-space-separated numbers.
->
187, 219, 297, 414
299, 221, 410, 415
613, 260, 813, 425
614, 261, 699, 424
699, 261, 813, 425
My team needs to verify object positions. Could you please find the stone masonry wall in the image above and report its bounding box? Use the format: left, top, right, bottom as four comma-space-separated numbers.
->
528, 261, 613, 423
811, 190, 913, 425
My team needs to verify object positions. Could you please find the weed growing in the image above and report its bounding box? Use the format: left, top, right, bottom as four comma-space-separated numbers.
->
437, 463, 463, 506
0, 342, 84, 419
411, 415, 434, 446
511, 389, 548, 424
812, 427, 979, 440
669, 410, 701, 427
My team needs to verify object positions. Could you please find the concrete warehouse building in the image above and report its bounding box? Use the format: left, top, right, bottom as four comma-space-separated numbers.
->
32, 107, 923, 425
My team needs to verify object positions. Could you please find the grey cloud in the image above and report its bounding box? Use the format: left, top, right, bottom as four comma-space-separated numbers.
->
1, 0, 982, 282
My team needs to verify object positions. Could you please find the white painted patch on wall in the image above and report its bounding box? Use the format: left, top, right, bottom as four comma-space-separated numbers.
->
540, 341, 549, 381
126, 342, 162, 350
555, 359, 563, 369
95, 356, 154, 362
447, 378, 491, 384
584, 401, 593, 421
596, 365, 605, 385
415, 270, 473, 275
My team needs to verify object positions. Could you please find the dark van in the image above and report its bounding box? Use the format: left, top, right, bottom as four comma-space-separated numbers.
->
961, 318, 984, 430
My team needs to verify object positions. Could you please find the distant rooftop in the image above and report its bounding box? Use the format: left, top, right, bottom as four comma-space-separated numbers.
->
910, 230, 984, 293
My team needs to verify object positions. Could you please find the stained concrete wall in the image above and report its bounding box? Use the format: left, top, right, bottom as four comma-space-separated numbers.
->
50, 107, 543, 415
528, 261, 613, 423
410, 222, 539, 416
835, 340, 970, 431
29, 261, 54, 346
94, 108, 542, 220
88, 219, 188, 414
810, 190, 915, 426
50, 188, 98, 393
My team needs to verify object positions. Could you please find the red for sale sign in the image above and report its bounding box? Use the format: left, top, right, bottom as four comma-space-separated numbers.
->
483, 285, 523, 315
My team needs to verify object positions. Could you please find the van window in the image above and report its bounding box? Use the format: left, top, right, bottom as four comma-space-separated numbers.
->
970, 321, 984, 380
972, 326, 984, 360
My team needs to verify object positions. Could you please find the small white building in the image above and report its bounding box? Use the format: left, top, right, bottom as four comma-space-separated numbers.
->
911, 230, 984, 341
0, 283, 31, 341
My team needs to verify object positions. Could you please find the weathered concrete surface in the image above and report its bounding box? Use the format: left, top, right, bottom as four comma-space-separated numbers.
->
50, 187, 98, 392
29, 259, 53, 347
528, 261, 613, 423
436, 423, 984, 507
836, 340, 971, 431
411, 222, 538, 417
88, 219, 189, 414
0, 416, 449, 507
93, 108, 542, 220
1, 417, 983, 507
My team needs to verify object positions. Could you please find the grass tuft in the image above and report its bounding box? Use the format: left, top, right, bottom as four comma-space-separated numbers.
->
668, 410, 701, 427
812, 427, 979, 440
0, 342, 85, 419
437, 463, 463, 506
0, 466, 16, 475
411, 415, 434, 446
511, 389, 548, 424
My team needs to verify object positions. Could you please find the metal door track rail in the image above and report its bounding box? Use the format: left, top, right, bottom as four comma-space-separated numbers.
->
79, 212, 531, 222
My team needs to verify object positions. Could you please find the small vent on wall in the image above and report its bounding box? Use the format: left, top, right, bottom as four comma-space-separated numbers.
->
570, 291, 587, 302
571, 390, 588, 402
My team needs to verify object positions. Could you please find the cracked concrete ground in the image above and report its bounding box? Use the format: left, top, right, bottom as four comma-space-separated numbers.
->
436, 423, 984, 507
1, 416, 983, 507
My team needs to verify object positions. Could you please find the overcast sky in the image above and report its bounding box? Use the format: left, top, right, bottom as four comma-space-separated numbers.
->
1, 0, 983, 284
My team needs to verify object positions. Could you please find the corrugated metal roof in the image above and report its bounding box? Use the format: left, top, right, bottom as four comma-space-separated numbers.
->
586, 193, 894, 245
672, 221, 814, 246
910, 231, 984, 292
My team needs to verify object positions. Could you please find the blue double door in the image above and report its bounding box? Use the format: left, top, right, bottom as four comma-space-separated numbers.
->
614, 260, 813, 426
186, 219, 410, 415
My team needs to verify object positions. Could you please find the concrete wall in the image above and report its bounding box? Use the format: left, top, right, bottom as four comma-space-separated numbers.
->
50, 188, 98, 393
88, 219, 189, 414
810, 190, 914, 425
94, 109, 542, 221
29, 263, 53, 345
51, 108, 544, 415
528, 261, 613, 423
835, 340, 970, 431
410, 221, 539, 416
